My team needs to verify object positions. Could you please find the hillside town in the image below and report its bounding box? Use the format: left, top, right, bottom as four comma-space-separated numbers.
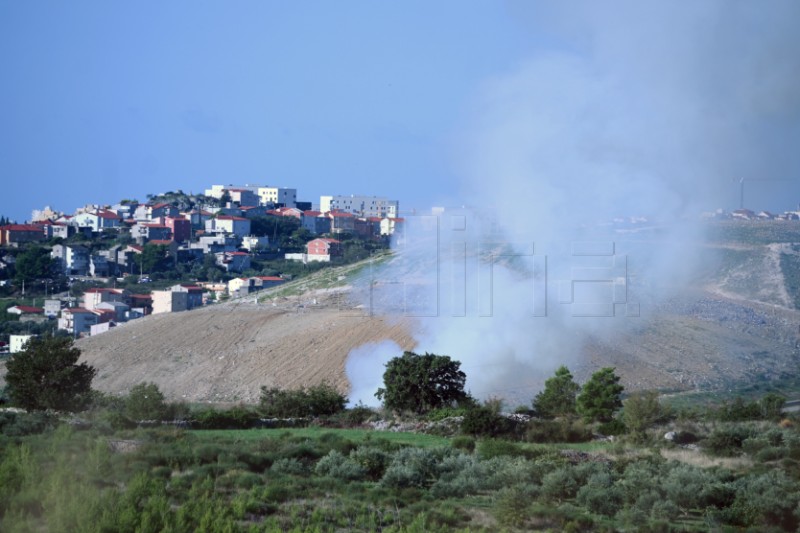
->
0, 184, 402, 352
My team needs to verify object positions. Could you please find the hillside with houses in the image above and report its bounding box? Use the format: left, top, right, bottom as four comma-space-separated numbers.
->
0, 184, 402, 352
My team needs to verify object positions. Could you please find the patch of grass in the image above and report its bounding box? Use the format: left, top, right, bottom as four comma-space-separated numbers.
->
190, 427, 450, 448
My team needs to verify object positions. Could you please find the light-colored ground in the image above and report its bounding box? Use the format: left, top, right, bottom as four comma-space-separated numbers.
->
76, 299, 416, 403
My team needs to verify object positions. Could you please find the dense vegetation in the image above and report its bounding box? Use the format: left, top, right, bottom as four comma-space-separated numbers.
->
1, 346, 799, 531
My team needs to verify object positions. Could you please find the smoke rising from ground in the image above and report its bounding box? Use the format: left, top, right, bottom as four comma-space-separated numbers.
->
346, 1, 800, 406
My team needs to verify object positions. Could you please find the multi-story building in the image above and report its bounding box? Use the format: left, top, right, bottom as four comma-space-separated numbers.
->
205, 185, 297, 208
0, 224, 45, 246
204, 215, 251, 238
320, 195, 398, 218
51, 245, 90, 275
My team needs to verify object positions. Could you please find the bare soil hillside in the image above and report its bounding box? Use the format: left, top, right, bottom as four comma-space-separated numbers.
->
76, 299, 416, 403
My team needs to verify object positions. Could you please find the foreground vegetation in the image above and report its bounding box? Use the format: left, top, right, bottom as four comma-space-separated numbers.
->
2, 340, 800, 531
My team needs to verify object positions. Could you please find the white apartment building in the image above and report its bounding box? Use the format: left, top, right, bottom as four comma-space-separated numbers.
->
320, 195, 398, 218
204, 184, 297, 208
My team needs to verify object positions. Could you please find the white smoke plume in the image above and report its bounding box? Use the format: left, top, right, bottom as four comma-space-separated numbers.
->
346, 1, 800, 406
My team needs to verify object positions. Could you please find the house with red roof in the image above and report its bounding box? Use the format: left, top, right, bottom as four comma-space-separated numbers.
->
7, 305, 44, 316
58, 308, 100, 337
306, 238, 342, 262
0, 224, 45, 246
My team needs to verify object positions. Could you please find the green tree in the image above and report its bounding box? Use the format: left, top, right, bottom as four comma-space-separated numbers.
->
132, 244, 169, 274
577, 367, 624, 423
375, 351, 472, 414
533, 365, 580, 418
14, 246, 57, 285
4, 336, 96, 411
125, 382, 168, 421
622, 390, 662, 437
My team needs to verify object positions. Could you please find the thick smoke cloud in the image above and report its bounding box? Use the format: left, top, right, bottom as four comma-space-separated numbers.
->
346, 1, 800, 406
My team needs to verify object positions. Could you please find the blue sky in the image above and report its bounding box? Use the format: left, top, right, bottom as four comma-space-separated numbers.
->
0, 2, 547, 221
1, 1, 798, 223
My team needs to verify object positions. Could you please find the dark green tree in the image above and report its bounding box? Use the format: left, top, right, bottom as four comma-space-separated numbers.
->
375, 351, 472, 414
132, 244, 169, 274
532, 365, 580, 418
4, 336, 96, 411
14, 246, 58, 284
125, 382, 168, 421
577, 367, 624, 423
622, 390, 662, 437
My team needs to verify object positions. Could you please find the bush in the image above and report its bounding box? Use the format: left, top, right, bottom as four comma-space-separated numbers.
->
260, 382, 347, 418
704, 426, 756, 457
125, 382, 168, 421
314, 450, 367, 481
494, 486, 533, 528
450, 436, 476, 453
0, 411, 58, 437
525, 418, 593, 443
192, 406, 260, 429
349, 446, 391, 481
460, 406, 513, 437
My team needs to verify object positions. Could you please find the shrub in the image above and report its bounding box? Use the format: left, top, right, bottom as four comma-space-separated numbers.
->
450, 436, 476, 453
192, 406, 260, 429
259, 381, 346, 418
125, 382, 168, 421
704, 426, 755, 456
349, 446, 391, 481
525, 418, 593, 443
477, 439, 539, 460
460, 406, 513, 437
0, 411, 58, 437
380, 446, 456, 489
494, 486, 533, 528
314, 450, 366, 481
576, 472, 623, 516
270, 458, 308, 476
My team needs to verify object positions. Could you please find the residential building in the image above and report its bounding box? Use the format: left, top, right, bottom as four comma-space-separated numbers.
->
151, 290, 189, 314
189, 234, 238, 254
253, 276, 286, 289
83, 288, 129, 311
306, 238, 342, 262
170, 284, 204, 309
90, 322, 117, 336
58, 308, 99, 336
258, 187, 297, 207
51, 245, 90, 275
215, 251, 251, 272
44, 299, 62, 318
89, 255, 110, 277
9, 335, 35, 354
380, 217, 404, 236
7, 305, 44, 316
31, 206, 62, 222
205, 215, 251, 238
241, 235, 269, 252
228, 277, 255, 297
226, 189, 260, 207
164, 216, 191, 242
326, 211, 356, 234
320, 195, 398, 218
0, 224, 45, 246
239, 206, 269, 219
95, 301, 130, 322
301, 211, 331, 234
72, 210, 122, 231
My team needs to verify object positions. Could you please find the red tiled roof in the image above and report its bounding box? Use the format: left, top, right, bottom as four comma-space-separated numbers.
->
143, 224, 170, 229
95, 210, 120, 219
1, 224, 43, 232
148, 239, 173, 245
150, 203, 171, 210
130, 294, 153, 300
257, 276, 284, 281
66, 307, 94, 313
229, 251, 249, 256
10, 305, 44, 313
216, 215, 248, 221
328, 211, 354, 218
126, 245, 143, 252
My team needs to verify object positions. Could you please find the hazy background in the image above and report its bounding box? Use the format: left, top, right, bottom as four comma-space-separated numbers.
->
2, 1, 799, 222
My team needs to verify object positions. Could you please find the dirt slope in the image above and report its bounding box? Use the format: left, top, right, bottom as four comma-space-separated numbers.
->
77, 300, 416, 403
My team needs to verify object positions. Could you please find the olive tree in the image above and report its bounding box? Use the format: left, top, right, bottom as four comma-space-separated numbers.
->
4, 336, 96, 412
375, 351, 472, 414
